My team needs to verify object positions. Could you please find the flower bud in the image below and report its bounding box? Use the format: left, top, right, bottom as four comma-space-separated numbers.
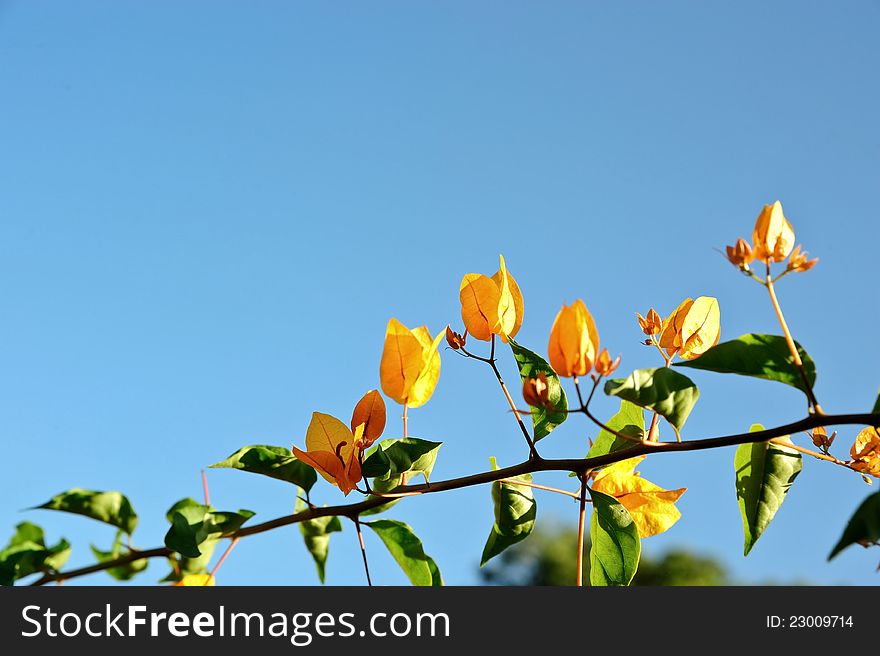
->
725, 238, 754, 269
445, 325, 467, 350
547, 300, 600, 377
594, 348, 621, 377
786, 245, 819, 273
522, 373, 551, 408
752, 201, 795, 263
809, 426, 835, 450
637, 308, 662, 336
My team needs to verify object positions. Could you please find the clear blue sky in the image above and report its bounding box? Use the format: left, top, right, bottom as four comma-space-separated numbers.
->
1, 1, 878, 586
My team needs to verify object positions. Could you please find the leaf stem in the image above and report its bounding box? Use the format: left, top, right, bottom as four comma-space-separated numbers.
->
402, 404, 408, 439
576, 475, 588, 587
353, 515, 372, 586
496, 478, 582, 500
206, 537, 239, 584
573, 376, 642, 444
201, 470, 211, 507
485, 334, 539, 458
764, 267, 823, 414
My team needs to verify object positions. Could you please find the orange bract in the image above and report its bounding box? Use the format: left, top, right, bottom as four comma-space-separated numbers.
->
850, 427, 880, 478
592, 456, 686, 538
658, 296, 720, 360
753, 201, 795, 263
547, 300, 599, 377
459, 255, 524, 342
292, 412, 364, 495
351, 389, 386, 448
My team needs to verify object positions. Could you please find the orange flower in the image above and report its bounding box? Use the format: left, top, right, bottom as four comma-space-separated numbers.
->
350, 389, 386, 449
379, 318, 444, 408
459, 255, 524, 342
850, 427, 880, 478
657, 296, 720, 360
752, 201, 795, 263
293, 412, 364, 495
547, 300, 599, 377
594, 348, 621, 377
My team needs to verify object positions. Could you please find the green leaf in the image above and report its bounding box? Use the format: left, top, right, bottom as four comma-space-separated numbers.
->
481, 457, 537, 566
361, 438, 442, 483
734, 424, 802, 556
363, 519, 438, 587
0, 522, 71, 586
586, 400, 645, 459
588, 488, 641, 586
160, 539, 218, 583
209, 445, 318, 492
163, 498, 255, 559
604, 368, 699, 436
295, 495, 342, 584
426, 555, 444, 586
828, 492, 880, 560
36, 489, 138, 535
872, 388, 880, 415
90, 530, 148, 581
509, 339, 568, 441
360, 475, 404, 517
675, 334, 817, 394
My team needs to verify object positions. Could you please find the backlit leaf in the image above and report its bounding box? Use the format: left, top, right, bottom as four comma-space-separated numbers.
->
734, 425, 802, 556
604, 368, 699, 435
36, 489, 138, 535
675, 334, 816, 394
209, 444, 317, 492
481, 457, 536, 566
828, 491, 880, 560
509, 339, 567, 441
364, 519, 438, 587
296, 495, 342, 584
588, 488, 641, 586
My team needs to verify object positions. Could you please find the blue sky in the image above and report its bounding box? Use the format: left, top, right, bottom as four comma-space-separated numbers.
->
1, 1, 878, 586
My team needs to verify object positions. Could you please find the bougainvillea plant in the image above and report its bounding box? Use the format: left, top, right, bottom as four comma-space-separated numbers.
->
2, 201, 879, 587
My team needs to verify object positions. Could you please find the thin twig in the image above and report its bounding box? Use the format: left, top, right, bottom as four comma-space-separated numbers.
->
205, 538, 239, 584
576, 475, 587, 587
353, 516, 372, 586
497, 478, 582, 500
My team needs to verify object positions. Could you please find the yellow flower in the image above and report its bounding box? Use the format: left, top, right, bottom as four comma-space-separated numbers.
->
547, 300, 599, 377
350, 389, 386, 448
850, 427, 880, 478
174, 574, 215, 586
292, 412, 364, 496
658, 296, 720, 360
752, 201, 795, 263
591, 456, 686, 538
459, 255, 524, 342
379, 318, 444, 408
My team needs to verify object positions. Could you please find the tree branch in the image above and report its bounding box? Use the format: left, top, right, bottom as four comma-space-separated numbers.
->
28, 411, 880, 586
